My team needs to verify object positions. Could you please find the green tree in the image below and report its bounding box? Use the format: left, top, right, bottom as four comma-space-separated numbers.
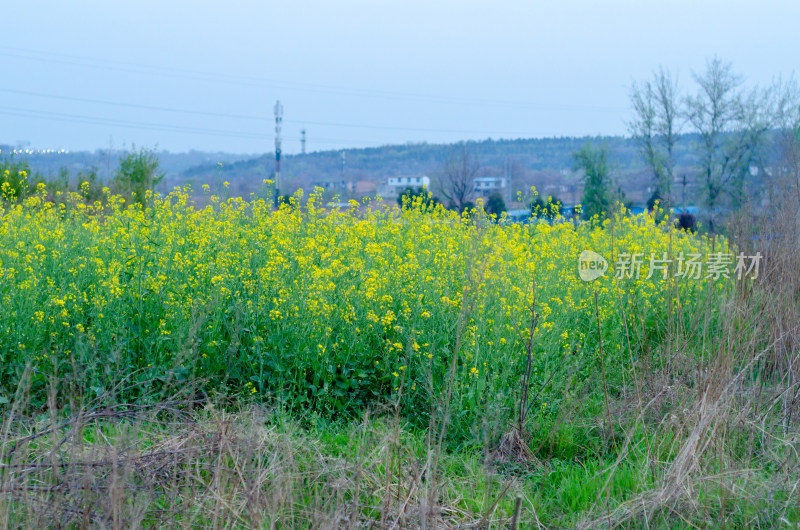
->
484, 191, 506, 218
574, 143, 613, 220
114, 147, 164, 206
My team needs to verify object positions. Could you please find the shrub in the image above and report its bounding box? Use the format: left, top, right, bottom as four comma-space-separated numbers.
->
113, 146, 164, 206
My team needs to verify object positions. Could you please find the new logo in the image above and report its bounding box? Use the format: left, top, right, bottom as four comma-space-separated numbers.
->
578, 250, 608, 281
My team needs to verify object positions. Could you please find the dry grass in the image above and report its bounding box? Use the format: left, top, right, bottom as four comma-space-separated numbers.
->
0, 393, 528, 529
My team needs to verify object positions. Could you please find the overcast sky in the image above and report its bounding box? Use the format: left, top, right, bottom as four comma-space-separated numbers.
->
2, 0, 798, 154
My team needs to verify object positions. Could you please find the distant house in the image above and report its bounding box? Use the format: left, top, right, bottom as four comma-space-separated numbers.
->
310, 180, 379, 196
313, 180, 352, 191
381, 175, 430, 198
355, 180, 377, 194
544, 184, 569, 195
472, 176, 507, 197
388, 175, 429, 188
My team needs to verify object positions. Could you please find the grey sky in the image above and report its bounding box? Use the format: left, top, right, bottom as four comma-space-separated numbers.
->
2, 0, 798, 154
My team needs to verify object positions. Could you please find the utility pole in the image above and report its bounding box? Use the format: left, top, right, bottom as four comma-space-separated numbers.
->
340, 151, 346, 181
506, 159, 514, 206
504, 158, 509, 205
106, 136, 113, 182
682, 174, 687, 210
274, 100, 283, 208
300, 129, 306, 155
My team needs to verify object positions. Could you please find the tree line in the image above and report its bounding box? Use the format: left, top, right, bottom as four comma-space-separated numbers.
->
623, 57, 798, 232
0, 146, 164, 206
427, 57, 799, 231
482, 57, 800, 231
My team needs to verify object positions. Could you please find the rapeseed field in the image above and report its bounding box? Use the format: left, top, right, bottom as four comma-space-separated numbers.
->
0, 185, 724, 435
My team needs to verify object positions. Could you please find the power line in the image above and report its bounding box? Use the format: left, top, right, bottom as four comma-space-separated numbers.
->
0, 87, 554, 136
0, 105, 385, 146
0, 88, 267, 121
0, 45, 627, 112
0, 47, 508, 105
0, 106, 266, 139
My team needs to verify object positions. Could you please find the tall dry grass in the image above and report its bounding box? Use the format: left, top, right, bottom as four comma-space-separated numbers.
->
0, 383, 526, 529
575, 158, 800, 527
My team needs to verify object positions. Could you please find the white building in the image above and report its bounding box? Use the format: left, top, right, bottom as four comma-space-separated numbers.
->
387, 175, 430, 188
473, 176, 507, 197
383, 175, 430, 198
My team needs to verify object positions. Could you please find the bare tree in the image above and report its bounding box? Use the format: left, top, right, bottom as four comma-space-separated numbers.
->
629, 66, 680, 210
437, 142, 480, 212
684, 57, 775, 232
772, 77, 800, 209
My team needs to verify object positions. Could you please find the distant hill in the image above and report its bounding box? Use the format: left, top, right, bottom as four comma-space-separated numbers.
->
179, 135, 705, 205
182, 136, 645, 181
3, 134, 712, 206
